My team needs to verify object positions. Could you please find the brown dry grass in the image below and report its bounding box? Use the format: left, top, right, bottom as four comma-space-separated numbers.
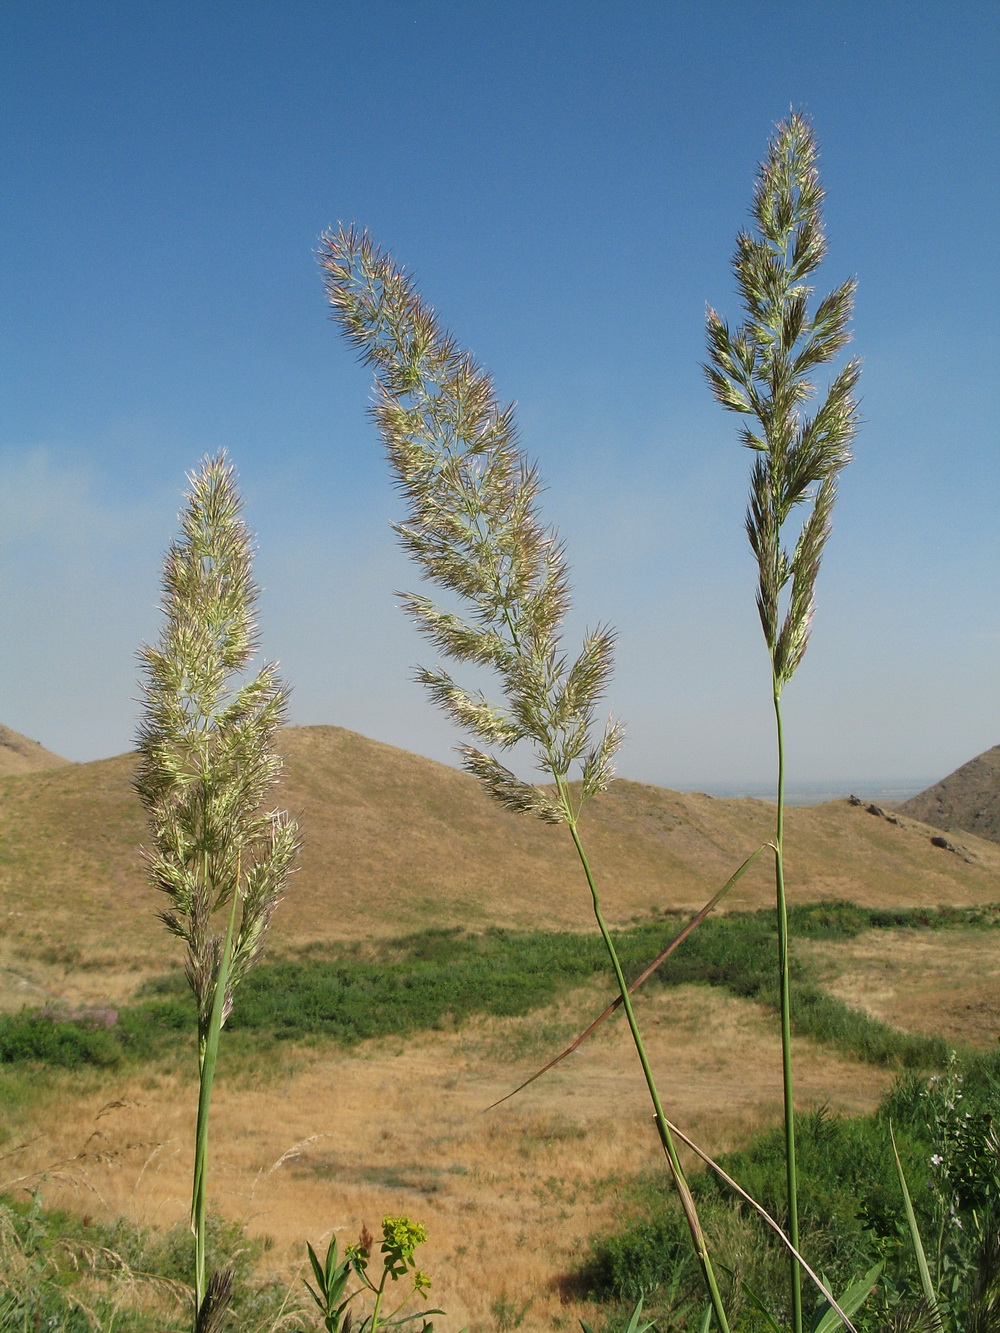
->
6, 983, 890, 1332
4, 725, 1000, 1012
802, 926, 1000, 1050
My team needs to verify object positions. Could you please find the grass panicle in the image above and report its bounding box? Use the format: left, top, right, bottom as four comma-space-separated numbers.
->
134, 456, 299, 1044
318, 224, 623, 825
705, 109, 860, 693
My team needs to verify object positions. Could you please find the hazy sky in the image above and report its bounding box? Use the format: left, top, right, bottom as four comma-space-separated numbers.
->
2, 1, 997, 791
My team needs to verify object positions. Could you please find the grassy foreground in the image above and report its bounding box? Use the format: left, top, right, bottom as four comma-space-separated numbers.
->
586, 1051, 1000, 1330
2, 899, 997, 1329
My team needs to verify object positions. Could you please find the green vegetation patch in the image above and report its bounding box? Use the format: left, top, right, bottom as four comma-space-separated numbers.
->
2, 901, 992, 1070
584, 1049, 1000, 1331
0, 1190, 297, 1332
0, 997, 192, 1069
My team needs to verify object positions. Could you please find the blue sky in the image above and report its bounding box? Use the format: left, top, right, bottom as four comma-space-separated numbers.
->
2, 1, 997, 791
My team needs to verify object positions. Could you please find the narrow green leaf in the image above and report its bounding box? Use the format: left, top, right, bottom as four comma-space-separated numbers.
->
622, 1298, 648, 1333
811, 1262, 883, 1333
739, 1280, 785, 1333
307, 1241, 327, 1294
890, 1122, 944, 1330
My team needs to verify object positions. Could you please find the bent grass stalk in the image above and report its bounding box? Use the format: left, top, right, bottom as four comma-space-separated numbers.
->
489, 844, 767, 1109
320, 226, 732, 1331
134, 454, 299, 1331
705, 111, 860, 1333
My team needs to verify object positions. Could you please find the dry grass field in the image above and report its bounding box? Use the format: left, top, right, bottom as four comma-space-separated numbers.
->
4, 982, 893, 1331
3, 724, 998, 1330
0, 723, 71, 777
802, 925, 1000, 1049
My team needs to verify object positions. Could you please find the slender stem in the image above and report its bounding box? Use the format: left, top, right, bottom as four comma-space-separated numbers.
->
191, 886, 239, 1324
773, 686, 802, 1333
560, 790, 730, 1332
370, 1266, 390, 1333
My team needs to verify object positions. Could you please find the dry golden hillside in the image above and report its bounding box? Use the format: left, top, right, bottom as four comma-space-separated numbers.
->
5, 725, 1000, 1329
0, 723, 71, 776
2, 724, 999, 1009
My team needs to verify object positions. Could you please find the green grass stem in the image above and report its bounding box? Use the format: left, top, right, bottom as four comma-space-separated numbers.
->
191, 885, 239, 1320
773, 689, 802, 1333
562, 791, 731, 1333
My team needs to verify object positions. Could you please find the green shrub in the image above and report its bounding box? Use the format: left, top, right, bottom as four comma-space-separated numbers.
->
0, 1009, 124, 1067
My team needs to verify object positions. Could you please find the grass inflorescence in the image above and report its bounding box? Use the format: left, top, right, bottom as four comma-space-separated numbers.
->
706, 108, 863, 1333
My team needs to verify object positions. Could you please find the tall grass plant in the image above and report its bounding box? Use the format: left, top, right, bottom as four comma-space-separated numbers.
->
7, 110, 985, 1333
134, 454, 299, 1332
320, 225, 736, 1330
705, 111, 861, 1333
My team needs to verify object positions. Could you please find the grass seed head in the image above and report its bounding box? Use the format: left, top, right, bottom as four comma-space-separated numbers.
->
319, 226, 623, 821
134, 453, 299, 1039
705, 112, 861, 691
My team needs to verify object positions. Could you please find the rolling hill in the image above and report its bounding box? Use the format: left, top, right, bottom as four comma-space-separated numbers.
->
2, 724, 999, 1009
0, 723, 71, 776
899, 744, 1000, 845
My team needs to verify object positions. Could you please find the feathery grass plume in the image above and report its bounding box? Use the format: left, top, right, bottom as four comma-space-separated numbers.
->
705, 111, 861, 1333
134, 452, 299, 1332
705, 110, 860, 691
319, 227, 732, 1332
317, 226, 622, 825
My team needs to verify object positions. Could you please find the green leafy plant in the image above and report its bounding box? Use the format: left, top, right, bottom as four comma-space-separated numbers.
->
579, 1295, 659, 1333
705, 110, 861, 1333
305, 1217, 445, 1333
320, 226, 733, 1330
305, 1232, 356, 1332
882, 1066, 1000, 1332
134, 453, 299, 1332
